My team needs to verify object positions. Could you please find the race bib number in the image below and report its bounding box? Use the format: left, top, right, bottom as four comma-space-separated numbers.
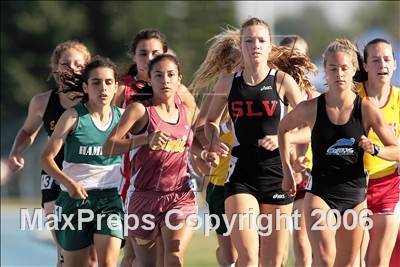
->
41, 175, 54, 190
305, 171, 312, 191
54, 204, 62, 222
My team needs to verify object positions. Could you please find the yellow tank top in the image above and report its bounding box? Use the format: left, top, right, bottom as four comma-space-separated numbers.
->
357, 83, 400, 179
209, 113, 234, 186
304, 144, 313, 170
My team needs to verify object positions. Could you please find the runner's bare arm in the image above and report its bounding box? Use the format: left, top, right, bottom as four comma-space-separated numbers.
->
276, 71, 303, 108
103, 102, 148, 156
178, 83, 198, 115
361, 99, 400, 161
41, 108, 88, 199
278, 99, 317, 195
204, 73, 232, 156
112, 84, 126, 107
8, 91, 50, 172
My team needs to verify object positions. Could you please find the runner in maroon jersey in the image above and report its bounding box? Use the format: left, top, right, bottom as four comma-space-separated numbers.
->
112, 29, 197, 267
113, 28, 196, 205
104, 54, 198, 267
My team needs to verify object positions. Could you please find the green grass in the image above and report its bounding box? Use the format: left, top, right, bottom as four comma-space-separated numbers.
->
185, 231, 295, 267
185, 232, 219, 266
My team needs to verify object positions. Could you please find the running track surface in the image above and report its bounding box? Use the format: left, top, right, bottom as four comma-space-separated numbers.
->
1, 206, 54, 267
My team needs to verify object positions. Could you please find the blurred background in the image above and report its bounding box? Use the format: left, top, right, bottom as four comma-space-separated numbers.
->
1, 1, 399, 266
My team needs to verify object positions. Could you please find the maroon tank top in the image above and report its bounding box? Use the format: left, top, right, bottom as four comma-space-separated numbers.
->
132, 96, 193, 192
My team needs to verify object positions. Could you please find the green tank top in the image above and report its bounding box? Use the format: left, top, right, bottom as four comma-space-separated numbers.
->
64, 102, 121, 166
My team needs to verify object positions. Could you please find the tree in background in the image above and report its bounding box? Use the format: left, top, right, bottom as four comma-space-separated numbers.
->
1, 1, 235, 153
2, 1, 398, 196
352, 1, 399, 41
1, 1, 236, 197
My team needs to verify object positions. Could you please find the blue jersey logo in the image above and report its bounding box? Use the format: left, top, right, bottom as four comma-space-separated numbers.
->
326, 138, 355, 156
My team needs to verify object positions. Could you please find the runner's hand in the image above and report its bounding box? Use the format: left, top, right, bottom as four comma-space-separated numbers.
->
209, 138, 230, 157
8, 154, 24, 173
282, 174, 297, 197
258, 135, 278, 151
191, 154, 211, 176
358, 135, 374, 154
292, 156, 310, 173
66, 181, 88, 199
148, 130, 171, 150
204, 151, 220, 167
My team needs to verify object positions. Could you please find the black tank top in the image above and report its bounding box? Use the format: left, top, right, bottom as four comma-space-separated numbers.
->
228, 69, 288, 163
311, 94, 367, 189
42, 89, 65, 171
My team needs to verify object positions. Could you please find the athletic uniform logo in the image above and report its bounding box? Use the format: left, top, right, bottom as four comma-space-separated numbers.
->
260, 85, 272, 91
326, 138, 355, 156
272, 193, 286, 199
79, 146, 103, 156
230, 100, 278, 117
150, 137, 188, 153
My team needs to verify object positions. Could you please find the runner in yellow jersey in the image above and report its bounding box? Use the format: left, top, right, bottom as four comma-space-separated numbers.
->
355, 38, 399, 267
205, 111, 238, 267
280, 35, 318, 267
190, 28, 240, 266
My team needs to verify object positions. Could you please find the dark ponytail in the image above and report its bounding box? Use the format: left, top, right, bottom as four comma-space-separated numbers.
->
354, 38, 394, 83
353, 50, 368, 83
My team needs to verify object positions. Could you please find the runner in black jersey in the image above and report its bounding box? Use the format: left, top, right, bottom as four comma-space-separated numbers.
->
278, 39, 399, 267
204, 17, 306, 267
40, 89, 66, 204
8, 41, 97, 267
226, 68, 292, 201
